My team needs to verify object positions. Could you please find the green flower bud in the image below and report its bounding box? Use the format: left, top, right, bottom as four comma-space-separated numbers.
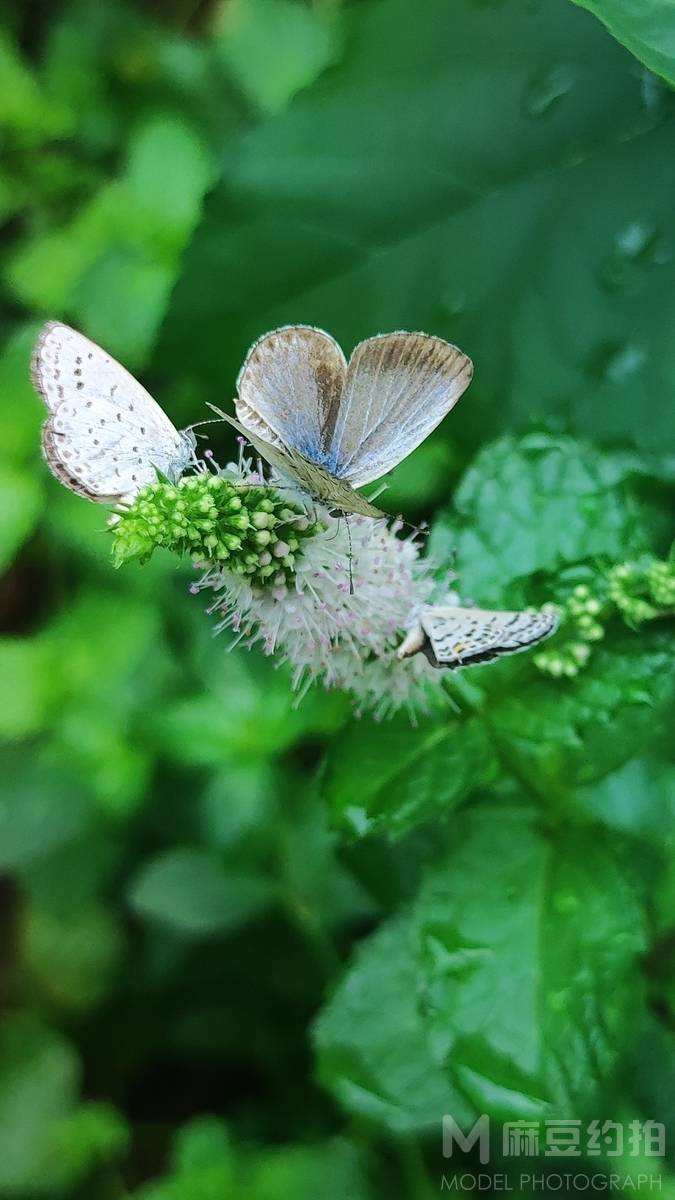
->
111, 472, 324, 590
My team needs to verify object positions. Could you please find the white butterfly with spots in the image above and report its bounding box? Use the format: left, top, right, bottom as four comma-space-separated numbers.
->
33, 322, 195, 505
398, 604, 558, 668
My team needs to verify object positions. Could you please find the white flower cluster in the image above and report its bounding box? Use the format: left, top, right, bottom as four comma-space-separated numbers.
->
191, 454, 443, 718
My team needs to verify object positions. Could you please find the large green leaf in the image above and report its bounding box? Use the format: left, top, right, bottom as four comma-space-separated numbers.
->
160, 0, 675, 452
571, 0, 675, 87
416, 807, 646, 1117
314, 914, 471, 1134
429, 434, 658, 605
315, 805, 646, 1128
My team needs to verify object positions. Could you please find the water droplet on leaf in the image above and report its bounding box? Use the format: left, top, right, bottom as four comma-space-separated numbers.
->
525, 65, 574, 117
441, 290, 466, 318
598, 223, 670, 292
343, 806, 373, 836
602, 343, 647, 383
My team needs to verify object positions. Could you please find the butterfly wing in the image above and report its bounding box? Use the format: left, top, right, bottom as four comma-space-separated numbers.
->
33, 322, 193, 503
232, 324, 470, 513
220, 412, 383, 518
329, 332, 473, 487
235, 325, 347, 460
398, 605, 558, 668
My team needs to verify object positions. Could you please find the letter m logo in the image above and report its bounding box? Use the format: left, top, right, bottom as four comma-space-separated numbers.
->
442, 1115, 490, 1165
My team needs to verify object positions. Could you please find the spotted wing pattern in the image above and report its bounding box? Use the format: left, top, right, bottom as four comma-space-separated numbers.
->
33, 322, 194, 504
399, 605, 558, 668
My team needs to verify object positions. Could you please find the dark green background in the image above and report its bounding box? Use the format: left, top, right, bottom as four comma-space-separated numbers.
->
0, 0, 674, 1195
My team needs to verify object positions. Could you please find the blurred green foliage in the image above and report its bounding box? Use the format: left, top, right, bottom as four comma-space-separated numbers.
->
0, 0, 674, 1196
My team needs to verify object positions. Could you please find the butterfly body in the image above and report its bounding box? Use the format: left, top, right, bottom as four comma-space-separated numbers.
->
398, 605, 558, 669
219, 412, 384, 517
227, 324, 474, 516
33, 322, 195, 505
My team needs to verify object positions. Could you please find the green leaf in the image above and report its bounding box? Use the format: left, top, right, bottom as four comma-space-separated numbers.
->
487, 632, 675, 796
0, 463, 44, 572
430, 434, 657, 605
73, 250, 176, 371
324, 714, 498, 838
46, 589, 170, 712
37, 590, 166, 816
127, 847, 275, 936
54, 705, 153, 817
314, 912, 472, 1134
376, 439, 459, 515
133, 1169, 235, 1200
573, 755, 675, 842
47, 1101, 130, 1189
627, 1016, 675, 1139
416, 806, 646, 1117
240, 1139, 373, 1200
571, 0, 675, 87
123, 116, 215, 256
5, 115, 214, 368
0, 322, 44, 463
278, 792, 377, 930
4, 185, 123, 313
0, 1019, 79, 1192
0, 28, 62, 140
170, 1116, 233, 1176
161, 0, 675, 452
0, 638, 55, 740
199, 763, 278, 848
16, 833, 123, 921
134, 1137, 371, 1200
217, 0, 343, 114
0, 750, 92, 870
316, 805, 646, 1128
131, 1116, 234, 1199
150, 649, 348, 765
23, 905, 124, 1010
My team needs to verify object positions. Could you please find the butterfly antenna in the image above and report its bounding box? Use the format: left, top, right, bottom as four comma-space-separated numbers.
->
345, 513, 355, 595
189, 416, 226, 432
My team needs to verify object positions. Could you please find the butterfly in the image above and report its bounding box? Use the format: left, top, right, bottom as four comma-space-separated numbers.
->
33, 322, 196, 505
397, 604, 558, 668
218, 325, 473, 517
